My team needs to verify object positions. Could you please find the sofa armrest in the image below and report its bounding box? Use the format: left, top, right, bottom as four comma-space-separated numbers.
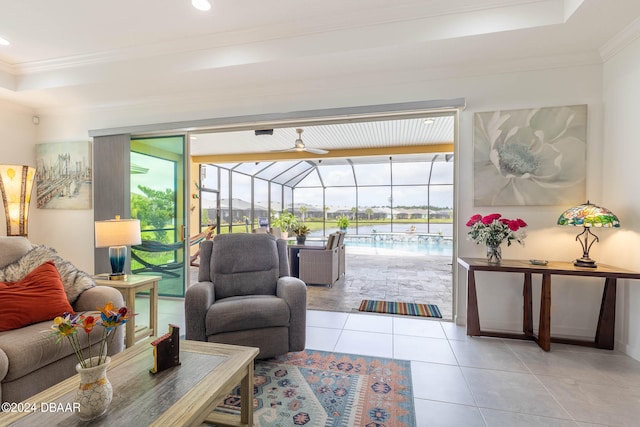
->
185, 281, 216, 342
0, 347, 8, 383
73, 286, 125, 355
277, 276, 307, 351
74, 286, 125, 312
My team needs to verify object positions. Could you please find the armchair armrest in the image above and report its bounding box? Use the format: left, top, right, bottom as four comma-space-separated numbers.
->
73, 286, 125, 355
277, 276, 307, 351
185, 281, 216, 341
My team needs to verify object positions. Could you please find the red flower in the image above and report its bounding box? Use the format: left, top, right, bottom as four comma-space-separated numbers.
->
466, 214, 482, 227
507, 220, 520, 231
79, 315, 96, 334
481, 213, 501, 224
517, 218, 527, 227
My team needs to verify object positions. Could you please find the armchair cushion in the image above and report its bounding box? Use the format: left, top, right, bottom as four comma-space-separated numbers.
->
208, 234, 280, 299
206, 295, 289, 335
0, 261, 73, 332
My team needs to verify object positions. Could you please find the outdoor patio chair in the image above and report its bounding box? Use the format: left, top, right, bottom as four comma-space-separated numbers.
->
337, 231, 346, 278
184, 233, 307, 359
299, 232, 340, 287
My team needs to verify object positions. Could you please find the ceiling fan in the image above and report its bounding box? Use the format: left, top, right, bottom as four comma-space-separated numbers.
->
278, 129, 328, 155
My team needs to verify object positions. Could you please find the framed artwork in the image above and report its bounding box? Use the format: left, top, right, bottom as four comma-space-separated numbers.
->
36, 141, 92, 209
473, 105, 587, 206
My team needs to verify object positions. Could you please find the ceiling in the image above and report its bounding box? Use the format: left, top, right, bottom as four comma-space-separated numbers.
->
1, 0, 639, 157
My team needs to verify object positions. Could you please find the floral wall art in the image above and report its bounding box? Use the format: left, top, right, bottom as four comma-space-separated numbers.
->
473, 105, 587, 206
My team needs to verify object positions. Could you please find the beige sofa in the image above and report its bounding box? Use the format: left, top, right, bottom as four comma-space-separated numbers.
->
0, 236, 124, 403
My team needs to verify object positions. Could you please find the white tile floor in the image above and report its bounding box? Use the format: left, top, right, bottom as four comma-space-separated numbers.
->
142, 298, 640, 427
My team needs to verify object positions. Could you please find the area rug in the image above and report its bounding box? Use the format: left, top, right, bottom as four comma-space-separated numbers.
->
358, 299, 442, 318
214, 349, 415, 427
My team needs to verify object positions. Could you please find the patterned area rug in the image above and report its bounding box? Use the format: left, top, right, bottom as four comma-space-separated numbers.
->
214, 349, 415, 427
358, 299, 442, 318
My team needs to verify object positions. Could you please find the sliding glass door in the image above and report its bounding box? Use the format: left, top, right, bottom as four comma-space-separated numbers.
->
129, 136, 187, 297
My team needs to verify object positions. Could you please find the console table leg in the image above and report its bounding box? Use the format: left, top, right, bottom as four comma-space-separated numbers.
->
467, 271, 480, 336
538, 274, 551, 351
595, 278, 617, 350
523, 273, 533, 336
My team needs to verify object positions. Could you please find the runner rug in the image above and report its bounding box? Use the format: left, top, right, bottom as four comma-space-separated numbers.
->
358, 299, 442, 318
213, 349, 415, 427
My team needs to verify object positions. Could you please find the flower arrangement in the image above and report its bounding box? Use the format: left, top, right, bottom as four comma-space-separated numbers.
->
51, 302, 133, 368
466, 213, 528, 248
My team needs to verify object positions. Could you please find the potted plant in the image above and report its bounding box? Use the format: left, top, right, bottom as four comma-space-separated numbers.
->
336, 215, 350, 232
271, 210, 298, 238
292, 223, 310, 244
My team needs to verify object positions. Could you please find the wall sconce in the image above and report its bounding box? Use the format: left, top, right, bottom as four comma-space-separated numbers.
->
0, 165, 36, 237
557, 201, 620, 268
94, 216, 142, 280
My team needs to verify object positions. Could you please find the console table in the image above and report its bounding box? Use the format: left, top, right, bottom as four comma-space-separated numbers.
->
457, 257, 640, 351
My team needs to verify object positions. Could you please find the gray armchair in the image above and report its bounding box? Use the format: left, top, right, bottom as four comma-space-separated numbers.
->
185, 233, 306, 359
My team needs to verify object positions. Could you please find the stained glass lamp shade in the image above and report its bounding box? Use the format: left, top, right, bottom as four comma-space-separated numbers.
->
0, 165, 36, 236
557, 201, 620, 268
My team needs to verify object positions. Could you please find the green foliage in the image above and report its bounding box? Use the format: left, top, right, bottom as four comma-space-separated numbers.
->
131, 185, 175, 241
292, 222, 310, 236
271, 210, 299, 233
336, 215, 350, 229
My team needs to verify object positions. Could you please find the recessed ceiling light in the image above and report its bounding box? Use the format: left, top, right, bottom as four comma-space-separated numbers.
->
192, 0, 211, 11
0, 36, 10, 46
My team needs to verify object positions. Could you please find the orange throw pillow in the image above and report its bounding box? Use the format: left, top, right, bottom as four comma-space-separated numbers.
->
0, 261, 74, 332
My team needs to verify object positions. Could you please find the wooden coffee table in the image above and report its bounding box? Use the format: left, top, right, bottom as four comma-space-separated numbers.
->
0, 339, 259, 426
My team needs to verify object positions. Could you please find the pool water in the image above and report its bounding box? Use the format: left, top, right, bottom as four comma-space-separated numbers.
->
345, 238, 453, 256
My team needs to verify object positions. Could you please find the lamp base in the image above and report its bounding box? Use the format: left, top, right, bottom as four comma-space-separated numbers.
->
574, 258, 597, 268
108, 273, 128, 280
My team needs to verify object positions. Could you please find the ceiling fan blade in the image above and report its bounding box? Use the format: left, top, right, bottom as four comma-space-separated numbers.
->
304, 147, 329, 155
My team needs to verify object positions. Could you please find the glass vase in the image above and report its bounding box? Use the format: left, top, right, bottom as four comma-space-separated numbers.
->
486, 244, 502, 264
75, 356, 112, 420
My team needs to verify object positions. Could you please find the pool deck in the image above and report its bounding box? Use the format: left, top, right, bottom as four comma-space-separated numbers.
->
306, 245, 453, 320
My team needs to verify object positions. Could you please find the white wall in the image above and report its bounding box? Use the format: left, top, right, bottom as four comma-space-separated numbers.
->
6, 60, 633, 355
603, 35, 640, 360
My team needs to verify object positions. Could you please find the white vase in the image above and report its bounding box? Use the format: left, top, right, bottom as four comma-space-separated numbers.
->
75, 356, 112, 420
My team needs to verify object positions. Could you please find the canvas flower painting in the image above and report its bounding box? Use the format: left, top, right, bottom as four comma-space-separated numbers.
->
473, 105, 587, 206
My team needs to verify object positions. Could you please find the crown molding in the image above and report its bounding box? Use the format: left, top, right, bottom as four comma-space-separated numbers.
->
13, 0, 567, 75
599, 15, 640, 62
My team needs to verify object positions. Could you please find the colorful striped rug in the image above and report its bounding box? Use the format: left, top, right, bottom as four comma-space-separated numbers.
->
358, 299, 442, 318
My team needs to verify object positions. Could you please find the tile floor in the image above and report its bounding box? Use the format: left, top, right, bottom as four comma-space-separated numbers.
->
142, 298, 640, 427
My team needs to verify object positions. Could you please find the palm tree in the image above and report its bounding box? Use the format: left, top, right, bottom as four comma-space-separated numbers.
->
366, 208, 373, 220
299, 205, 308, 221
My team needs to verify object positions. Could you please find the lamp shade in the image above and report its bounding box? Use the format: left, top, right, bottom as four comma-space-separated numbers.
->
94, 217, 141, 248
557, 201, 620, 228
0, 165, 36, 236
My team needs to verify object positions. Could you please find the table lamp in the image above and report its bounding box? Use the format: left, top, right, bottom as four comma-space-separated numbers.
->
557, 201, 619, 268
95, 216, 141, 280
0, 165, 36, 237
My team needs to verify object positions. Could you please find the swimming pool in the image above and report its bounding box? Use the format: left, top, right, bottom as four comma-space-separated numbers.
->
344, 234, 453, 256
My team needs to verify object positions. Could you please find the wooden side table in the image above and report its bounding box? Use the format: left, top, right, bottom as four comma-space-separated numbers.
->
457, 257, 640, 351
94, 274, 161, 348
